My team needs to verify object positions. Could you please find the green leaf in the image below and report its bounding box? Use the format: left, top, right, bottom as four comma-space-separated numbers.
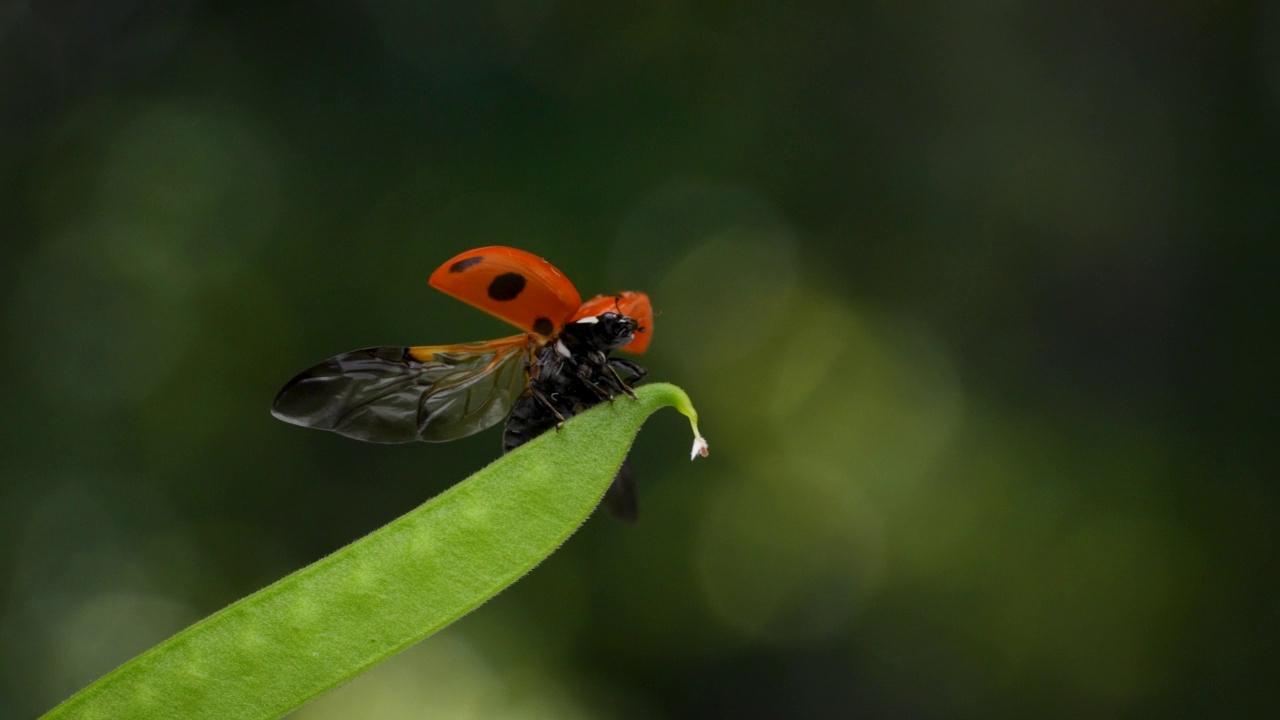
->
41, 383, 707, 720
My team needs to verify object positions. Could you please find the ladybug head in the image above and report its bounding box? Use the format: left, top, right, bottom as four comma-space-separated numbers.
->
565, 312, 638, 353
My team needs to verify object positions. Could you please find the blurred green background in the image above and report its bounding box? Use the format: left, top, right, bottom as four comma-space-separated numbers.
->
3, 1, 1278, 718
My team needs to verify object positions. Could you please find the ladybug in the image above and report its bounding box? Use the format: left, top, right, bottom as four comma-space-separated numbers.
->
271, 246, 653, 521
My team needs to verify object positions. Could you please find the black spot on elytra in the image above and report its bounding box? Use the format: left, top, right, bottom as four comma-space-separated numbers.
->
532, 317, 553, 335
449, 257, 484, 273
488, 272, 526, 301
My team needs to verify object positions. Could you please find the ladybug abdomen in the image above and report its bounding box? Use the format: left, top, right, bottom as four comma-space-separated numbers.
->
501, 393, 560, 453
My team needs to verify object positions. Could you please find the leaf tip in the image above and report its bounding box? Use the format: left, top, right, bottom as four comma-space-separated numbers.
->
690, 435, 709, 460
637, 383, 709, 462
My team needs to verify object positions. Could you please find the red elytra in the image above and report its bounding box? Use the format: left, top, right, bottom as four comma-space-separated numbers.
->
430, 246, 651, 354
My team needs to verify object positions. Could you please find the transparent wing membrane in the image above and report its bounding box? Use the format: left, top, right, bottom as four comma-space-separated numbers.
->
271, 336, 530, 443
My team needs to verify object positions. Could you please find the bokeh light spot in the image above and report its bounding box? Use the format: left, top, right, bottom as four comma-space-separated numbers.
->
657, 229, 799, 370
93, 102, 280, 285
776, 300, 963, 495
4, 479, 199, 712
696, 461, 885, 647
6, 231, 195, 413
290, 633, 601, 720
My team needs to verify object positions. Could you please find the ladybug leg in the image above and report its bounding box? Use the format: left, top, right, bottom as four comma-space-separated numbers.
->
604, 358, 645, 398
586, 351, 635, 400
605, 365, 638, 398
531, 387, 568, 427
576, 367, 616, 402
609, 358, 647, 383
570, 354, 617, 402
